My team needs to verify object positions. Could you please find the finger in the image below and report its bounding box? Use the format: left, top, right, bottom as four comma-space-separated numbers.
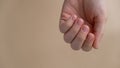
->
64, 18, 84, 43
82, 33, 95, 52
60, 12, 71, 21
93, 17, 106, 49
59, 15, 77, 33
71, 25, 90, 50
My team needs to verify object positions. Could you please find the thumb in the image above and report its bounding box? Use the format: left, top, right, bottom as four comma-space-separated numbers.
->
93, 16, 106, 49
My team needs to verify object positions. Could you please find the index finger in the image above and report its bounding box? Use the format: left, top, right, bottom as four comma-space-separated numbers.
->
59, 14, 77, 33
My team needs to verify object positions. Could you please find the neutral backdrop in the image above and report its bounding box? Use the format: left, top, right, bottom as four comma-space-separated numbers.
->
0, 0, 120, 68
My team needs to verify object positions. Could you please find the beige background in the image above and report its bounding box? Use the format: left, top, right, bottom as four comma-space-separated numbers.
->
0, 0, 120, 68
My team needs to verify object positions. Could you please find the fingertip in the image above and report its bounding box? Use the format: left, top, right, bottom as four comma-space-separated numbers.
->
92, 33, 101, 49
93, 41, 99, 49
81, 25, 90, 32
82, 33, 95, 52
77, 18, 84, 25
87, 33, 99, 49
88, 33, 95, 40
84, 25, 90, 30
79, 18, 84, 23
72, 15, 77, 20
71, 43, 81, 51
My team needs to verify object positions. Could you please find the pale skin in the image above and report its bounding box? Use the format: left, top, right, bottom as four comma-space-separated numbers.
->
59, 0, 107, 51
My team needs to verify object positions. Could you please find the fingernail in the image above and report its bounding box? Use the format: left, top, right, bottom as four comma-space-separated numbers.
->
82, 25, 89, 32
72, 15, 77, 20
93, 40, 99, 49
77, 18, 84, 25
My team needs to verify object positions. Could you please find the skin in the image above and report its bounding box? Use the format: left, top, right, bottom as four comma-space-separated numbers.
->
59, 0, 107, 51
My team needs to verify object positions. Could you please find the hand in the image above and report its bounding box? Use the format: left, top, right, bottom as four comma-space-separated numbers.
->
59, 0, 107, 51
